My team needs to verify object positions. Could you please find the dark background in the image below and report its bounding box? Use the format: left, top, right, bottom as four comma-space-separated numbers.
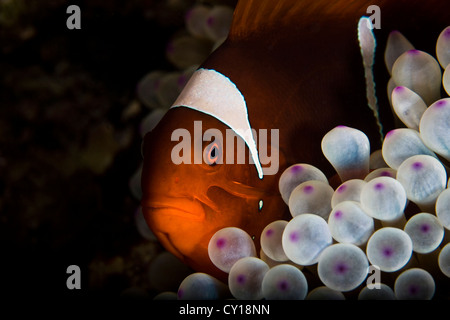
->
0, 0, 236, 298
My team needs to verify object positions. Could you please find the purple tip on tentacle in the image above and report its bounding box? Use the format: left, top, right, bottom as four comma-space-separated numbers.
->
277, 280, 289, 292
265, 229, 274, 237
185, 8, 194, 22
216, 238, 226, 249
236, 274, 246, 285
412, 161, 424, 170
444, 27, 450, 38
290, 231, 300, 242
408, 49, 421, 55
334, 262, 349, 275
177, 74, 187, 88
394, 86, 405, 92
420, 224, 431, 233
177, 289, 184, 299
435, 100, 447, 108
380, 171, 394, 177
303, 185, 314, 194
166, 41, 175, 54
206, 16, 215, 27
336, 125, 347, 128
337, 185, 347, 193
374, 183, 385, 191
334, 210, 343, 219
385, 130, 396, 138
153, 79, 161, 91
291, 165, 303, 173
409, 285, 419, 295
382, 247, 394, 258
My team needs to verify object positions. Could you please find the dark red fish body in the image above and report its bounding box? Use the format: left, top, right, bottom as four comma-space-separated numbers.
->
142, 0, 450, 279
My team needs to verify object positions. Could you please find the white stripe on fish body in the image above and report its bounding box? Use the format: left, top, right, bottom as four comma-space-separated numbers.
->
171, 68, 264, 179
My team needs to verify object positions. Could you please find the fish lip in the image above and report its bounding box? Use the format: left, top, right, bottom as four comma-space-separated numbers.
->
154, 230, 190, 263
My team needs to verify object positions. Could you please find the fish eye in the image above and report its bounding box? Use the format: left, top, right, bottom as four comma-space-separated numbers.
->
204, 142, 221, 166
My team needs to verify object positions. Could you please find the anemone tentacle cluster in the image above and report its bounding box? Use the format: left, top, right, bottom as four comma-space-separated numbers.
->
134, 15, 450, 299
152, 26, 450, 300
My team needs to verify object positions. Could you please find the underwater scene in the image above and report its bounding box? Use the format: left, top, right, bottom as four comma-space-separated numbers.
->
2, 0, 450, 308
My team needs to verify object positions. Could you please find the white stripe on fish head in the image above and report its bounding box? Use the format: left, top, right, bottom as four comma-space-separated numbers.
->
171, 68, 264, 179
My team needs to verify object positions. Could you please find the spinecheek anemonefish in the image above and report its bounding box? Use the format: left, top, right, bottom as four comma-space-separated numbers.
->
141, 0, 450, 280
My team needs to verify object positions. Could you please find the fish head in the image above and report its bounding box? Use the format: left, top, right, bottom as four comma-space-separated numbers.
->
141, 106, 289, 278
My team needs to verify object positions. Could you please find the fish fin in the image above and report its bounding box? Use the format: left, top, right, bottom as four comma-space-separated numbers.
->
229, 0, 372, 40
